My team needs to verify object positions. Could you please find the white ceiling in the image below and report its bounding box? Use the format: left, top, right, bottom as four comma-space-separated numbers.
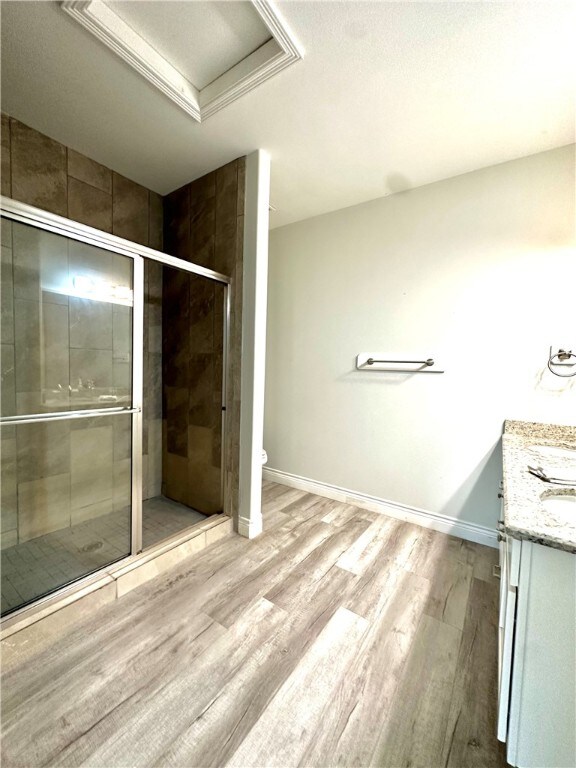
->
1, 1, 575, 229
108, 1, 272, 90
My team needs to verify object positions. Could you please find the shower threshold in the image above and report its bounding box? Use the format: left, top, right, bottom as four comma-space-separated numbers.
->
1, 513, 233, 649
1, 496, 207, 616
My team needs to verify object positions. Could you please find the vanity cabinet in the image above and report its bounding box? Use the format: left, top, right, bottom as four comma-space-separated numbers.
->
497, 526, 520, 744
498, 530, 576, 767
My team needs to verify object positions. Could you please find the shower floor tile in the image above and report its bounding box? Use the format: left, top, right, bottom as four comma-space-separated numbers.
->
1, 496, 206, 616
141, 496, 206, 549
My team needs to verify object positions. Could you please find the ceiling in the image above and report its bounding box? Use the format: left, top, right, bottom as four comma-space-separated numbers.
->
1, 1, 575, 229
108, 1, 272, 90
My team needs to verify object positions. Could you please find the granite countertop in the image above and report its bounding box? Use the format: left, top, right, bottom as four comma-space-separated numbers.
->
502, 419, 576, 554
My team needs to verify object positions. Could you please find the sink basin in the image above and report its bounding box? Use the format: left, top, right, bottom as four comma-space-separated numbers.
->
528, 444, 576, 462
540, 491, 576, 523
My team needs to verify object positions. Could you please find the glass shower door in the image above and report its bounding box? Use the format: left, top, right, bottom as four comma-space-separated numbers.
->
0, 217, 138, 616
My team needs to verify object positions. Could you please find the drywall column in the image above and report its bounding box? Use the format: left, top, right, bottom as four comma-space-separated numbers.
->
238, 150, 270, 538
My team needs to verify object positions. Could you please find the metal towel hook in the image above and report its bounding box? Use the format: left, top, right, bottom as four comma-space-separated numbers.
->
547, 347, 576, 378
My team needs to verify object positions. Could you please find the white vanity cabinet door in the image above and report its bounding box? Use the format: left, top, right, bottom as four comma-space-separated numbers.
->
497, 535, 516, 743
498, 498, 506, 624
498, 586, 517, 742
508, 536, 521, 587
498, 494, 507, 628
499, 542, 506, 628
507, 541, 576, 768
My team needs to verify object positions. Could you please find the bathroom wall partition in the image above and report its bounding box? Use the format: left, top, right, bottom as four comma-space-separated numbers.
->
0, 197, 230, 617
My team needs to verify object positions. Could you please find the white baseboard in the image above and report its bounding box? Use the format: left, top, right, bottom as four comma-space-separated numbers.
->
263, 467, 498, 549
237, 514, 263, 540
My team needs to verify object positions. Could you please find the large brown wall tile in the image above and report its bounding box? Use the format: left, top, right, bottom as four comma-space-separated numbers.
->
211, 407, 223, 468
1, 343, 16, 417
1, 235, 14, 346
2, 113, 245, 526
163, 268, 190, 389
10, 119, 67, 217
215, 229, 238, 277
190, 172, 216, 269
1, 115, 11, 198
14, 298, 41, 396
164, 185, 190, 259
68, 149, 112, 194
2, 115, 162, 255
163, 452, 189, 507
162, 156, 245, 519
189, 276, 215, 354
215, 162, 238, 275
68, 177, 112, 233
165, 387, 189, 458
112, 173, 149, 246
216, 161, 238, 224
16, 421, 71, 483
188, 353, 214, 428
149, 192, 163, 251
1, 114, 165, 520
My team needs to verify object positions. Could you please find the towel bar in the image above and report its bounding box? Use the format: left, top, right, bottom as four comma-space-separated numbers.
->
356, 353, 444, 373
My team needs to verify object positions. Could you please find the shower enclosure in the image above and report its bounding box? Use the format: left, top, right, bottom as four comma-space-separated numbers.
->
0, 199, 230, 617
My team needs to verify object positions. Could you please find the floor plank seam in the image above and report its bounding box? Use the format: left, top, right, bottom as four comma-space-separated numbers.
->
1, 482, 506, 768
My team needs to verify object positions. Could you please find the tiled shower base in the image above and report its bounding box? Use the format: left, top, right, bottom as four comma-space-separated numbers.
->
1, 496, 206, 615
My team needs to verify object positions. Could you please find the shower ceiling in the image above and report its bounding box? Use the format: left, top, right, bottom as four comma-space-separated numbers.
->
1, 1, 575, 228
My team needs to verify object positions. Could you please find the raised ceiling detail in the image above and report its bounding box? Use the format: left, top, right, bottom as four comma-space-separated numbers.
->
60, 0, 302, 122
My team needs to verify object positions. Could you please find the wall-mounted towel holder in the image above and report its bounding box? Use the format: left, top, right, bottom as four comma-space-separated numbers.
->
548, 347, 576, 378
356, 353, 444, 373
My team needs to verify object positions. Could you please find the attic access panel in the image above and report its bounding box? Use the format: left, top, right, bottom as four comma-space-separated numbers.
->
61, 0, 302, 122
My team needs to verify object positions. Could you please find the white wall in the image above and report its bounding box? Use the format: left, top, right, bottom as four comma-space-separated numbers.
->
238, 150, 270, 539
265, 146, 575, 529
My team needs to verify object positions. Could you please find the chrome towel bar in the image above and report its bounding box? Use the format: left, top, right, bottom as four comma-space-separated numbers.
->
367, 357, 434, 367
356, 353, 444, 373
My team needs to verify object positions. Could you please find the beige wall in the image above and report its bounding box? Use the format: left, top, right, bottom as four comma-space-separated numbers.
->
265, 146, 576, 529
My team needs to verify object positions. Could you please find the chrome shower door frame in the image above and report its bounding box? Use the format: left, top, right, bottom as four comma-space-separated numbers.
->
0, 197, 231, 593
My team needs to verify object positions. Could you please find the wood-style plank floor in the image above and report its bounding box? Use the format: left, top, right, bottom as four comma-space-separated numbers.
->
1, 482, 508, 768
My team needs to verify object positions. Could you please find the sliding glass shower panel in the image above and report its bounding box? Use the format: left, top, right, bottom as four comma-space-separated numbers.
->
0, 414, 133, 614
0, 217, 135, 616
1, 221, 133, 416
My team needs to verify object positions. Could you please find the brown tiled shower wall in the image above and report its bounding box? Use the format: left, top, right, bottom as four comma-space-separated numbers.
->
0, 114, 163, 547
1, 114, 245, 544
164, 160, 245, 519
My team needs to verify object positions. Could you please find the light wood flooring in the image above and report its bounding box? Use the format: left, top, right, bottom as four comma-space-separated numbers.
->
1, 482, 507, 767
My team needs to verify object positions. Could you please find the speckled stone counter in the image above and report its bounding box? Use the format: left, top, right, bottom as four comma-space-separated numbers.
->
502, 420, 576, 553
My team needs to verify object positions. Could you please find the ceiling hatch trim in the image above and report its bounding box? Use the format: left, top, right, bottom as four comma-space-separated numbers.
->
60, 0, 303, 123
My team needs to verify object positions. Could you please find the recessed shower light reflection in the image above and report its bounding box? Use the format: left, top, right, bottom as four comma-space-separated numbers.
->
65, 273, 133, 305
73, 274, 96, 294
